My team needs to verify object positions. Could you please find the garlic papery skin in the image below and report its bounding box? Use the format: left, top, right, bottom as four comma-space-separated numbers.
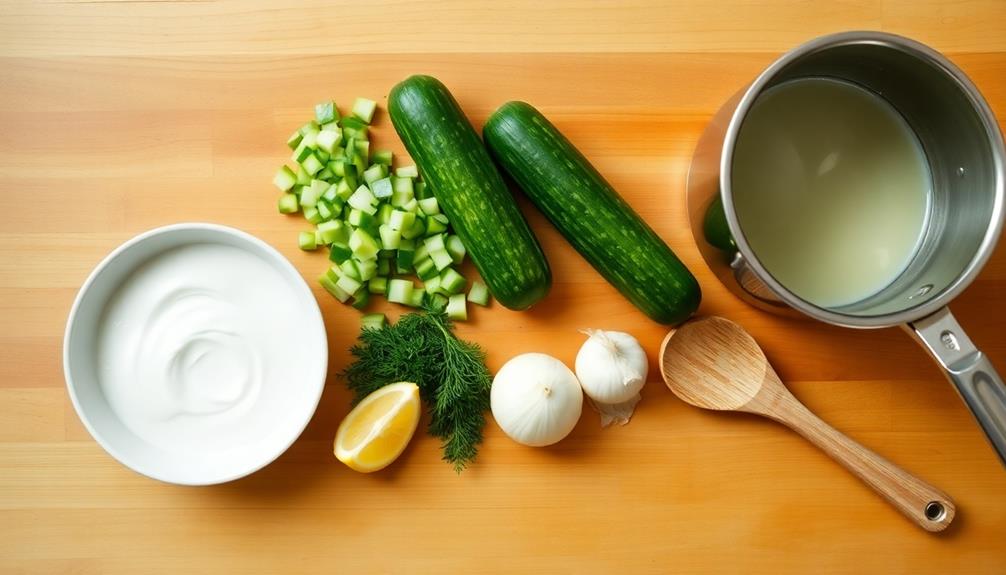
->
491, 353, 583, 447
575, 329, 648, 405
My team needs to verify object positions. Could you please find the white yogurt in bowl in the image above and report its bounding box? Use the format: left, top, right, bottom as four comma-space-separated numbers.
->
64, 224, 327, 485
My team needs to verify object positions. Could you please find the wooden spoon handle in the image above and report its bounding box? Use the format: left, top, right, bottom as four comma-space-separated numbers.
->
769, 397, 955, 532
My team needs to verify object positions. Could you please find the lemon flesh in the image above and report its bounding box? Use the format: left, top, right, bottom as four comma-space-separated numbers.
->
334, 382, 421, 473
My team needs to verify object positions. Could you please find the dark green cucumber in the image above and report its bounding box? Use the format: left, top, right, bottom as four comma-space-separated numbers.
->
483, 101, 700, 324
388, 76, 551, 310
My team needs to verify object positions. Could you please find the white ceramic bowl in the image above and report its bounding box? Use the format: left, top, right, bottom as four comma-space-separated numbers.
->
64, 223, 328, 485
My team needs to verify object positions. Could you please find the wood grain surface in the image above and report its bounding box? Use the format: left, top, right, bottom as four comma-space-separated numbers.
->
2, 1, 1006, 573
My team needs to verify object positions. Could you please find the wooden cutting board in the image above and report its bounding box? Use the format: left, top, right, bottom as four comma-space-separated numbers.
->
1, 1, 1005, 573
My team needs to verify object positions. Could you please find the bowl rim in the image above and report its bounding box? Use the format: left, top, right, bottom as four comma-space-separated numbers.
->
63, 222, 328, 486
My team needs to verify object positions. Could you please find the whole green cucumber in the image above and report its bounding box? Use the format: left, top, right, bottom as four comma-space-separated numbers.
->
388, 76, 551, 310
483, 101, 700, 324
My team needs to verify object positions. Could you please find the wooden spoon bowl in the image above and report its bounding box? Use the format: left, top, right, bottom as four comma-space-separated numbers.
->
660, 316, 955, 532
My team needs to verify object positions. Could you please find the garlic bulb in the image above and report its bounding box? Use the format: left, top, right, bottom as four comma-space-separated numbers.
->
575, 329, 648, 426
491, 353, 583, 447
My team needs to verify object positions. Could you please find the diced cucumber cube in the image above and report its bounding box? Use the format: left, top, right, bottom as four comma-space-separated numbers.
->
320, 121, 340, 133
360, 312, 386, 329
356, 258, 378, 281
425, 213, 448, 236
424, 234, 446, 252
351, 288, 370, 310
316, 129, 342, 154
379, 224, 402, 250
325, 265, 342, 282
414, 180, 430, 200
299, 181, 323, 207
347, 208, 378, 235
352, 97, 378, 123
375, 203, 394, 225
354, 139, 370, 159
349, 228, 380, 261
467, 279, 490, 306
336, 274, 362, 295
353, 154, 367, 177
387, 279, 414, 304
402, 216, 426, 240
341, 116, 369, 139
301, 129, 320, 150
278, 193, 299, 214
342, 164, 359, 190
368, 277, 388, 295
314, 229, 324, 246
445, 292, 468, 319
330, 158, 347, 177
298, 231, 318, 251
446, 293, 467, 321
396, 245, 415, 273
402, 198, 419, 214
273, 166, 297, 192
396, 165, 419, 178
446, 235, 466, 264
363, 164, 387, 185
392, 175, 414, 195
295, 165, 312, 186
391, 186, 414, 208
316, 201, 334, 221
320, 274, 352, 303
315, 101, 340, 124
303, 206, 322, 224
299, 121, 320, 135
373, 150, 393, 166
415, 258, 438, 281
315, 149, 331, 164
414, 241, 430, 263
292, 142, 313, 163
371, 176, 393, 200
287, 131, 304, 150
418, 197, 439, 216
301, 153, 323, 176
377, 257, 391, 276
334, 179, 354, 201
318, 219, 349, 244
328, 242, 352, 263
430, 248, 454, 271
430, 293, 449, 310
322, 183, 339, 203
440, 268, 467, 294
405, 288, 425, 308
424, 275, 442, 295
348, 185, 378, 215
388, 209, 416, 232
340, 258, 361, 280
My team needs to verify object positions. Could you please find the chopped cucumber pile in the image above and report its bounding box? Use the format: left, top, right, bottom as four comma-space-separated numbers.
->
274, 99, 491, 320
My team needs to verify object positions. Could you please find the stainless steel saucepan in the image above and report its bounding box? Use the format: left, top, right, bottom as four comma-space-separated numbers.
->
687, 31, 1006, 466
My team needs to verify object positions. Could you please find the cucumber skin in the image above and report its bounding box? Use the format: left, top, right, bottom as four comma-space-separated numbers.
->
388, 76, 551, 310
483, 101, 701, 324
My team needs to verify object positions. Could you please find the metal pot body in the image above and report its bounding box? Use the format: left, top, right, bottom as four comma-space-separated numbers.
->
686, 31, 1006, 466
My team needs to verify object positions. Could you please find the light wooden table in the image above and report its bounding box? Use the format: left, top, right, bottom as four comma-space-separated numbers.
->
2, 1, 1005, 573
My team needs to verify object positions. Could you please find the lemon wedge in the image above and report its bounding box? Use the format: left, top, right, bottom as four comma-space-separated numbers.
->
334, 382, 421, 473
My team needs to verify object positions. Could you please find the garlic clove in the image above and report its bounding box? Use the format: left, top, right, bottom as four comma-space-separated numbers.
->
591, 394, 642, 427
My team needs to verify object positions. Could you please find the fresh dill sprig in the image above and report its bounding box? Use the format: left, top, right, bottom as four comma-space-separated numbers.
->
341, 305, 492, 472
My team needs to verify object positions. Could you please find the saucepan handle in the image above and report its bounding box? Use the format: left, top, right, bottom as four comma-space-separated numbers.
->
905, 306, 1006, 468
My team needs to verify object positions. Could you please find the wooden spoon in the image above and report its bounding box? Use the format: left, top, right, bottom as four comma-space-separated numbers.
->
659, 316, 955, 532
